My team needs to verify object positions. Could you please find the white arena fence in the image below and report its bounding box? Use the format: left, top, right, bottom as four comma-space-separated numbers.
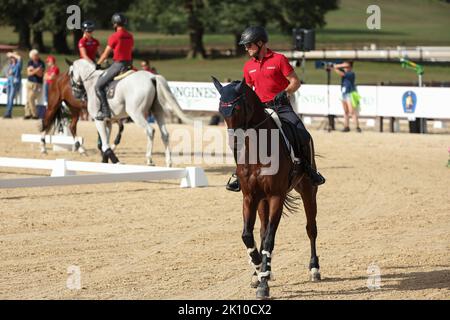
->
0, 157, 208, 189
1, 78, 449, 119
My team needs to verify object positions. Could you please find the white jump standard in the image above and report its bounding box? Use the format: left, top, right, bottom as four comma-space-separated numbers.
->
0, 157, 208, 188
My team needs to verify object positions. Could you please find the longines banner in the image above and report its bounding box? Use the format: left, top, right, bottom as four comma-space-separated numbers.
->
1, 79, 449, 119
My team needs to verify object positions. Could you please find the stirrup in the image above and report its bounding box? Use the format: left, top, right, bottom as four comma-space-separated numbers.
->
292, 160, 302, 176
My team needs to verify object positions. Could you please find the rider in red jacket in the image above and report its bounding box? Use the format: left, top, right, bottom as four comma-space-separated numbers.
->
78, 20, 100, 63
95, 13, 134, 120
226, 26, 325, 192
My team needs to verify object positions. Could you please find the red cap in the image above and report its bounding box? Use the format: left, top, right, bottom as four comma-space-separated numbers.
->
46, 55, 56, 63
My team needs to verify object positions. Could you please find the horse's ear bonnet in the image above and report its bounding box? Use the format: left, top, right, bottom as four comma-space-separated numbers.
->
211, 76, 223, 94
213, 78, 246, 118
234, 79, 244, 94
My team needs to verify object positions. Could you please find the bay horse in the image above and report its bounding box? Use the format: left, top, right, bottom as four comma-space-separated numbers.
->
40, 72, 125, 156
212, 77, 321, 299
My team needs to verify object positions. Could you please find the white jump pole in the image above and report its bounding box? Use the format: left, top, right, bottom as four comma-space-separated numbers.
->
0, 157, 208, 189
22, 134, 84, 152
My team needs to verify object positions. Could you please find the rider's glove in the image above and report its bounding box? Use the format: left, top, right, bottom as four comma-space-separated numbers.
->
274, 90, 288, 104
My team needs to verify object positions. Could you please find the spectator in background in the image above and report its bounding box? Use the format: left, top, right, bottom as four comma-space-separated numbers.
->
333, 61, 361, 132
43, 55, 59, 106
141, 60, 158, 74
3, 51, 22, 118
25, 49, 45, 120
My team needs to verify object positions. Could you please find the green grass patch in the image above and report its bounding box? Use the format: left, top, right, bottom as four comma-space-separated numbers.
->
0, 105, 24, 117
4, 53, 449, 84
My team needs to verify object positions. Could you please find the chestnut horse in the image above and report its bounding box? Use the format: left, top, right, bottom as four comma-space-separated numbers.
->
40, 72, 124, 155
212, 77, 321, 299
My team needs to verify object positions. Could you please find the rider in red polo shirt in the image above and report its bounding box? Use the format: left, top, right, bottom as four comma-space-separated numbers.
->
78, 20, 100, 63
226, 26, 325, 192
95, 13, 134, 120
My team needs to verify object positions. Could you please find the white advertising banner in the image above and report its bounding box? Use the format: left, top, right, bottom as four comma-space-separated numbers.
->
377, 86, 450, 119
168, 81, 220, 112
0, 79, 40, 105
0, 79, 8, 104
1, 78, 449, 119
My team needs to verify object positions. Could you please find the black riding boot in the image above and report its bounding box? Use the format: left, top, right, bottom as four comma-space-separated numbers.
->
296, 135, 326, 186
226, 173, 241, 192
95, 89, 111, 121
301, 158, 326, 186
286, 123, 325, 186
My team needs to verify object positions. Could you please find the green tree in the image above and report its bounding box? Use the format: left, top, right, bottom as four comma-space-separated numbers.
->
0, 0, 39, 49
275, 0, 339, 32
0, 0, 136, 53
214, 0, 276, 55
128, 0, 210, 58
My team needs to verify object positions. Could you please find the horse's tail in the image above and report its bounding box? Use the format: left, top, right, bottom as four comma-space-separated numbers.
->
283, 192, 302, 216
40, 102, 63, 135
154, 74, 194, 124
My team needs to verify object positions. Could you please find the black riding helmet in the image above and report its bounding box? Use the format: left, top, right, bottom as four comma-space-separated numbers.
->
81, 20, 95, 32
111, 13, 127, 26
239, 26, 268, 46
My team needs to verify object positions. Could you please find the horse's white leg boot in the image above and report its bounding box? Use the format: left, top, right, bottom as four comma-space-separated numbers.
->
154, 111, 172, 167
78, 144, 87, 155
40, 134, 47, 154
310, 268, 321, 282
40, 143, 47, 154
160, 126, 172, 167
146, 126, 156, 166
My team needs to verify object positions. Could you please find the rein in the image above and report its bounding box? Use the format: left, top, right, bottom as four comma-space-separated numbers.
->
82, 66, 98, 82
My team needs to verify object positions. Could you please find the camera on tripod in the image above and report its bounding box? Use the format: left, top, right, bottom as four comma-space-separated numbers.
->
315, 61, 337, 70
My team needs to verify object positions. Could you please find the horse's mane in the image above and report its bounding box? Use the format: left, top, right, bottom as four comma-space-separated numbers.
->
75, 58, 95, 69
242, 83, 267, 111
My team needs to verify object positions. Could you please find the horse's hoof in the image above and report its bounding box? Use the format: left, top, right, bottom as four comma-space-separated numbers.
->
256, 285, 270, 300
310, 268, 321, 282
78, 147, 87, 155
250, 275, 260, 288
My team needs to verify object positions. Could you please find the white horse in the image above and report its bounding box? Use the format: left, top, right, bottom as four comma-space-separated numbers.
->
69, 58, 192, 166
